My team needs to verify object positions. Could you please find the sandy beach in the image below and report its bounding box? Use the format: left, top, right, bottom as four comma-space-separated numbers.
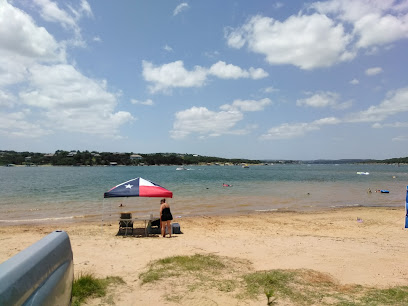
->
1, 206, 407, 305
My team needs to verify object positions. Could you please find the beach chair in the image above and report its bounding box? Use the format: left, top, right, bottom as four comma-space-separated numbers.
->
119, 212, 133, 235
147, 218, 161, 235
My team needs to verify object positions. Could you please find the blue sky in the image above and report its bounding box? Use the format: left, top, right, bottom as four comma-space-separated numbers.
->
1, 0, 408, 160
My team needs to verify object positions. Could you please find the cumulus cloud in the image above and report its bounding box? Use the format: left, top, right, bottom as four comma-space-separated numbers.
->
365, 67, 383, 76
347, 87, 408, 123
34, 0, 77, 29
260, 117, 340, 139
0, 1, 133, 139
171, 97, 271, 139
32, 0, 92, 45
131, 98, 154, 106
0, 110, 52, 138
226, 0, 408, 70
18, 64, 134, 135
263, 86, 279, 93
262, 85, 408, 140
297, 91, 339, 108
142, 60, 267, 93
226, 14, 353, 70
350, 78, 359, 85
0, 90, 16, 108
142, 60, 208, 93
373, 121, 408, 129
0, 1, 64, 65
170, 107, 244, 139
173, 3, 189, 16
296, 91, 351, 109
220, 98, 272, 112
209, 61, 268, 79
312, 0, 408, 48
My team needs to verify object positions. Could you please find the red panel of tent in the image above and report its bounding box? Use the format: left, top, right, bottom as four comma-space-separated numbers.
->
104, 177, 173, 198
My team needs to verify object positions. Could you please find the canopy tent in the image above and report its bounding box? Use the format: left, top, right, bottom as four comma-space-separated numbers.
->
104, 177, 173, 198
102, 177, 173, 235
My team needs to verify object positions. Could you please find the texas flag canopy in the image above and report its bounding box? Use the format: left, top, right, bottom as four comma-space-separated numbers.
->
104, 177, 173, 198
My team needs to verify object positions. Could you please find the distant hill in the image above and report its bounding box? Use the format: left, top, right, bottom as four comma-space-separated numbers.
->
261, 158, 408, 164
0, 150, 261, 166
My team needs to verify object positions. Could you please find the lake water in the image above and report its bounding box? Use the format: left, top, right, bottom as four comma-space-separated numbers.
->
0, 164, 407, 225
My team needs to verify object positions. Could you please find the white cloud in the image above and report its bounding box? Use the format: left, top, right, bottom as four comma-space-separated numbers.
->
226, 1, 408, 70
173, 3, 189, 16
0, 110, 52, 138
142, 60, 208, 93
0, 1, 64, 65
373, 121, 408, 129
263, 86, 279, 93
296, 91, 351, 109
220, 98, 272, 112
204, 50, 220, 59
347, 87, 408, 122
297, 91, 339, 108
170, 106, 244, 139
350, 78, 359, 85
131, 98, 154, 106
171, 97, 272, 139
93, 36, 102, 42
365, 67, 383, 76
261, 122, 319, 140
34, 0, 77, 29
261, 117, 340, 139
0, 0, 65, 89
209, 61, 268, 80
32, 0, 93, 45
0, 1, 134, 140
311, 0, 408, 49
226, 14, 353, 70
354, 13, 408, 48
0, 90, 16, 108
142, 60, 267, 93
17, 64, 134, 136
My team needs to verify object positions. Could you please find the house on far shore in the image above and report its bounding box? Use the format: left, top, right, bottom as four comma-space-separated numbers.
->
130, 154, 143, 160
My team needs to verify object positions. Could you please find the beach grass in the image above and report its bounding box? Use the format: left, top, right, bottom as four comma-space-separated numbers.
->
71, 273, 124, 306
139, 254, 408, 305
139, 254, 227, 284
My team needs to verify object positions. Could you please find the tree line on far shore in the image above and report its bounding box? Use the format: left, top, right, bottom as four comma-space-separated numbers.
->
0, 150, 261, 166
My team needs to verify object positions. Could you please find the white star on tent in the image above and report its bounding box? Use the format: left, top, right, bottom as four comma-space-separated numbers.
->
125, 184, 133, 189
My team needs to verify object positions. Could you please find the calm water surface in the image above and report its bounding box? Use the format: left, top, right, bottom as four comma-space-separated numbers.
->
0, 164, 407, 224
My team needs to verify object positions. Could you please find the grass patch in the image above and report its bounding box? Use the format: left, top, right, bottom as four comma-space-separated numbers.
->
139, 254, 226, 284
71, 273, 125, 306
138, 254, 408, 305
361, 287, 408, 305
